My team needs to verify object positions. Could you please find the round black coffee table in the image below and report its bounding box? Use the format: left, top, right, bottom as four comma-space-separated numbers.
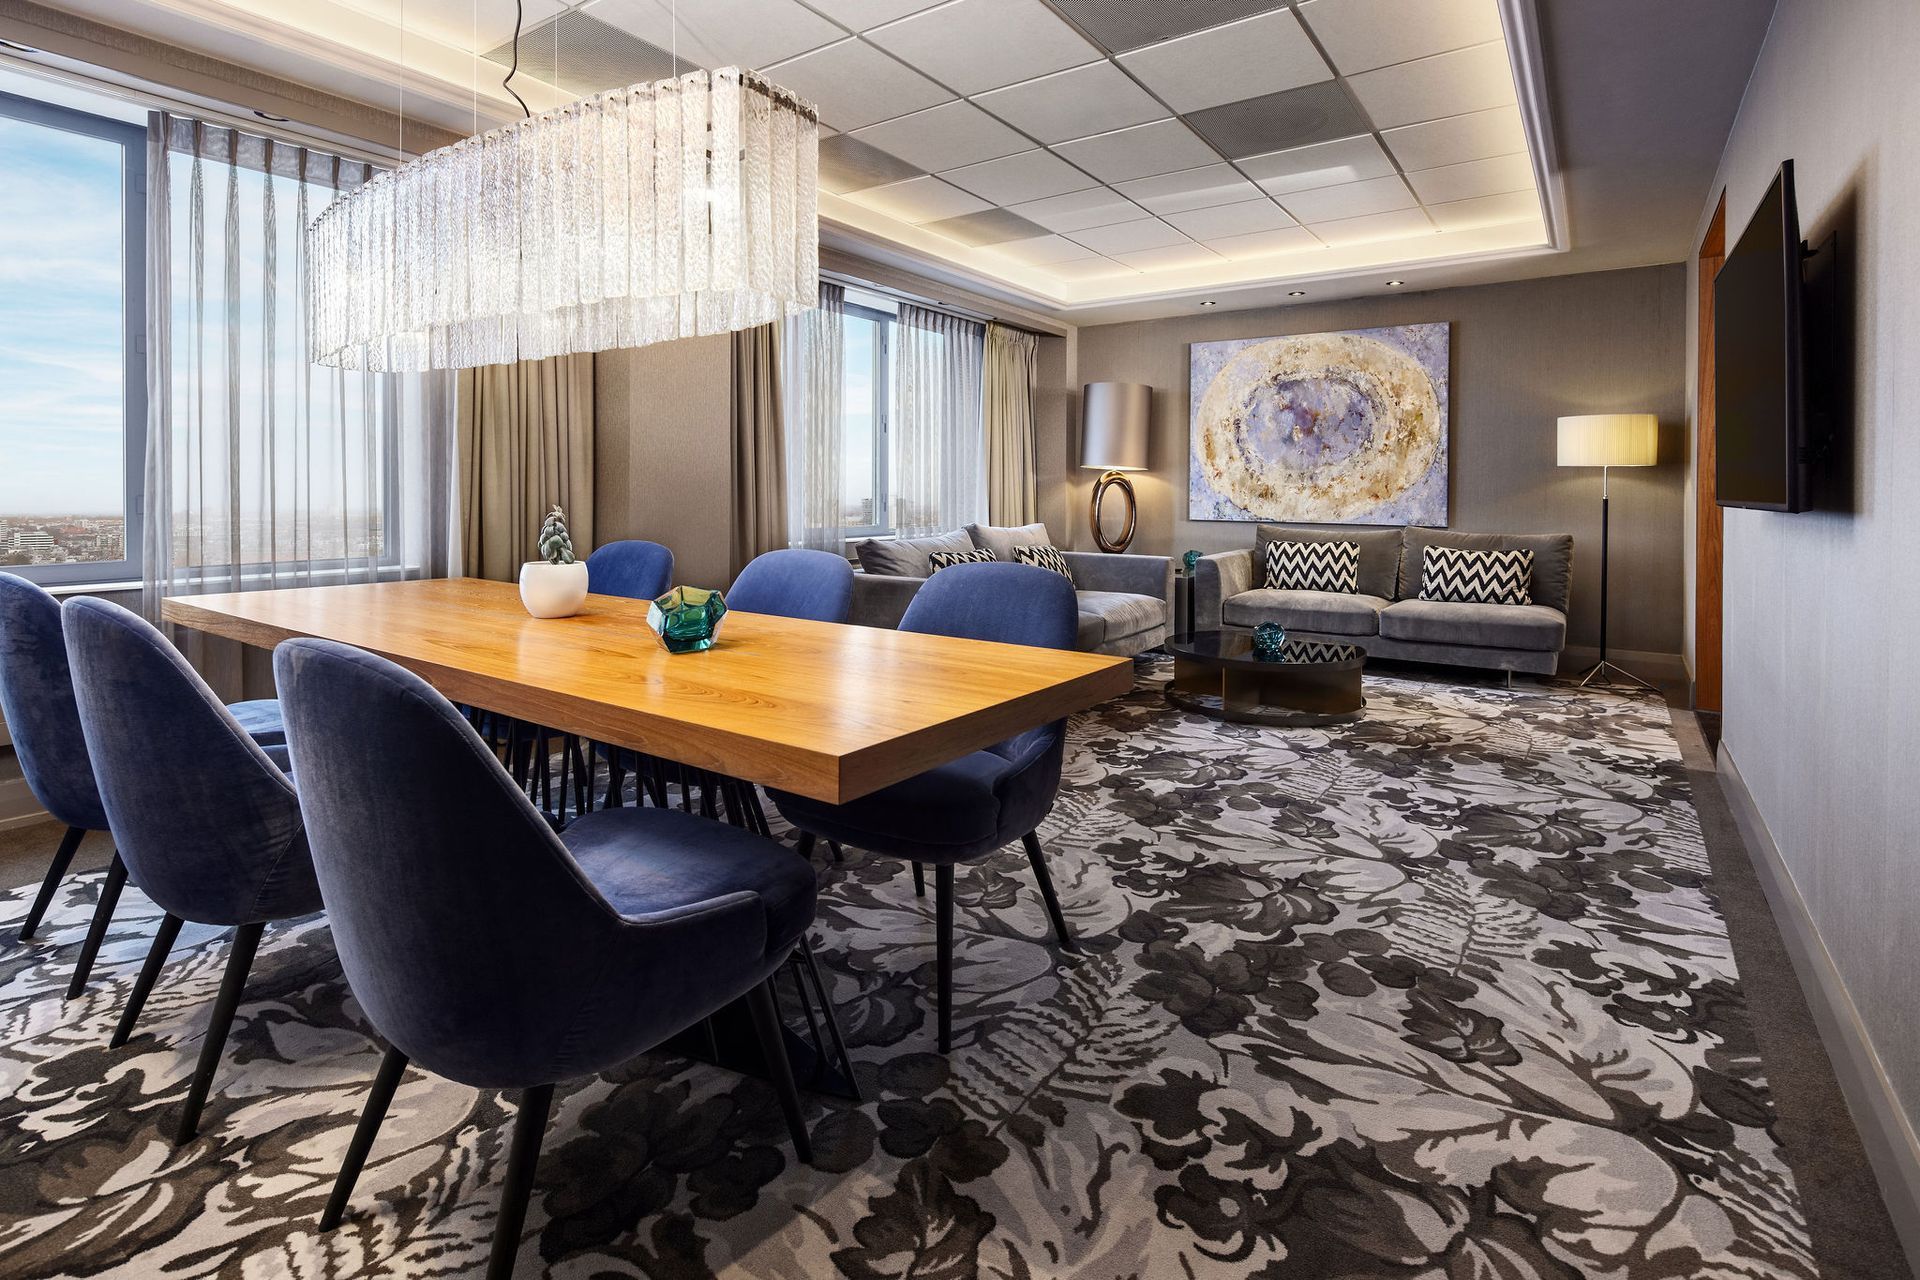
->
1165, 630, 1367, 726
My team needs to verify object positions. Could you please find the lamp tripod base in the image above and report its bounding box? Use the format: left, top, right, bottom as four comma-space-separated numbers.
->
1577, 658, 1658, 692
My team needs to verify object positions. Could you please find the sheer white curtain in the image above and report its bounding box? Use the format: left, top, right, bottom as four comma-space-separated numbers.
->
781, 281, 845, 552
893, 303, 985, 538
142, 113, 455, 620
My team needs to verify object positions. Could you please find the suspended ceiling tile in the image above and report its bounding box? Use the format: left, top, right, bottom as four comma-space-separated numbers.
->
1117, 9, 1330, 114
1202, 225, 1323, 259
973, 61, 1164, 144
1425, 188, 1540, 231
1067, 218, 1191, 254
819, 133, 928, 192
1381, 103, 1526, 171
1046, 0, 1292, 54
582, 0, 840, 70
1184, 81, 1370, 159
1163, 198, 1296, 240
1116, 163, 1265, 215
1050, 118, 1221, 184
1042, 255, 1141, 280
1345, 42, 1517, 130
844, 174, 992, 223
866, 0, 1101, 95
921, 207, 1055, 246
761, 37, 951, 130
1007, 186, 1148, 232
991, 233, 1101, 265
1110, 243, 1226, 271
1296, 0, 1504, 75
1241, 134, 1397, 195
1307, 206, 1435, 246
803, 0, 948, 31
941, 149, 1095, 204
1276, 174, 1418, 223
1405, 151, 1533, 204
849, 100, 1030, 171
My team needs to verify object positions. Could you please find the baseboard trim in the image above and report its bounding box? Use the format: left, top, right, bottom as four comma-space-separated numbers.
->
1717, 741, 1920, 1267
0, 777, 48, 832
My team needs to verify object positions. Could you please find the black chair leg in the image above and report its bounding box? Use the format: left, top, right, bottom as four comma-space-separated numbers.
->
1020, 831, 1078, 953
794, 831, 816, 862
934, 864, 954, 1053
487, 1082, 554, 1280
111, 912, 183, 1048
66, 853, 127, 1000
604, 752, 627, 809
20, 824, 85, 941
827, 841, 845, 864
797, 935, 860, 1102
746, 977, 812, 1165
321, 1044, 410, 1230
911, 861, 925, 898
175, 920, 264, 1144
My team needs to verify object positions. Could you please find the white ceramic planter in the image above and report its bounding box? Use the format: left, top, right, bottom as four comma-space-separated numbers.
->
519, 560, 589, 619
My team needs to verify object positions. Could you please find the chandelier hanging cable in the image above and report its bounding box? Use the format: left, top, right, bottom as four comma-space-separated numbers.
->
306, 4, 820, 372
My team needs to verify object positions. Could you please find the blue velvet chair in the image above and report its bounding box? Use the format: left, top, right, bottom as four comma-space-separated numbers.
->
585, 539, 674, 601
61, 596, 320, 1143
273, 637, 815, 1280
728, 548, 855, 623
768, 562, 1081, 1052
0, 574, 283, 995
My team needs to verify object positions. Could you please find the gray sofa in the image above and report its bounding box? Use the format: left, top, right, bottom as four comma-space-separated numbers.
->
1196, 525, 1574, 676
849, 522, 1174, 657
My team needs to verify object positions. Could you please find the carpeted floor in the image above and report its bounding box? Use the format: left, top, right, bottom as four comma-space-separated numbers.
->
0, 660, 1904, 1278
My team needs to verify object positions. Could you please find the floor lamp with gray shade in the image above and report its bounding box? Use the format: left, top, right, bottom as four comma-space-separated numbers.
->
1082, 382, 1150, 553
1557, 413, 1659, 690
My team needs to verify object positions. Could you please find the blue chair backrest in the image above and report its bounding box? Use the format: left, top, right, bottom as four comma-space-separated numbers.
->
901, 562, 1078, 762
61, 597, 305, 925
274, 637, 673, 1085
0, 574, 106, 831
586, 540, 674, 601
728, 548, 855, 623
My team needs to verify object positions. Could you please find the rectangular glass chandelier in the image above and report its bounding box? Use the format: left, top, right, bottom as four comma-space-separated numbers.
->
309, 67, 819, 371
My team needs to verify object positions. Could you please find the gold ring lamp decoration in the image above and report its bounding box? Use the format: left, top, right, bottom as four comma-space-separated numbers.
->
1081, 382, 1151, 553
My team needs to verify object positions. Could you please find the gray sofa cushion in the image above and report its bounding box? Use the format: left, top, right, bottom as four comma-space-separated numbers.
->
1256, 524, 1404, 600
1223, 589, 1388, 636
854, 529, 976, 578
1399, 529, 1573, 613
1075, 590, 1164, 649
967, 521, 1051, 561
1378, 599, 1567, 652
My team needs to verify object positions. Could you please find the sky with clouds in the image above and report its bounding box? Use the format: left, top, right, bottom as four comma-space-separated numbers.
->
0, 113, 128, 518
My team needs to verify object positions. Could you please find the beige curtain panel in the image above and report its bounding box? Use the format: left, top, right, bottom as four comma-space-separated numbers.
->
457, 355, 595, 582
731, 323, 788, 578
984, 322, 1040, 527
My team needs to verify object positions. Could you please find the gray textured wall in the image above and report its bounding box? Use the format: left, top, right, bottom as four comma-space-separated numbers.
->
1067, 265, 1690, 657
1686, 0, 1920, 1141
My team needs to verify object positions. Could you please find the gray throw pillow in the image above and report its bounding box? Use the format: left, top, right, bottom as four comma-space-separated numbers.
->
853, 529, 976, 578
967, 521, 1051, 561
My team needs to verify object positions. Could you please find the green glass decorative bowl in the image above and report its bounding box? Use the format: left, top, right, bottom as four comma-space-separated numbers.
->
1182, 549, 1201, 574
647, 586, 728, 653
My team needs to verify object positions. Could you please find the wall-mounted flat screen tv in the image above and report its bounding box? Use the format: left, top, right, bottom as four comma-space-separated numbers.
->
1714, 160, 1809, 512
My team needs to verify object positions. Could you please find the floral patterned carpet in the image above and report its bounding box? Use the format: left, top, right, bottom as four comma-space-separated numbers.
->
0, 660, 1814, 1278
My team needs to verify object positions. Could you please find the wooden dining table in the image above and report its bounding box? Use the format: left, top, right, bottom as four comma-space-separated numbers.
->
161, 577, 1136, 804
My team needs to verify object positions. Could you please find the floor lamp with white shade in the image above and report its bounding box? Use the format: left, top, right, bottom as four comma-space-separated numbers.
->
1557, 414, 1659, 690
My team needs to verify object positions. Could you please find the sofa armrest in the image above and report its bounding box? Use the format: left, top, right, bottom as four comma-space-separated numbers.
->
1195, 549, 1255, 630
1063, 552, 1173, 611
849, 573, 925, 629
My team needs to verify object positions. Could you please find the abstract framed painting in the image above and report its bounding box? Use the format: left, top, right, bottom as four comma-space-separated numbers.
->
1189, 323, 1450, 526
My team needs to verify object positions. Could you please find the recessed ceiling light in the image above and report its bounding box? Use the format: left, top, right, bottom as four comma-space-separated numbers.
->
0, 39, 40, 53
1199, 300, 1217, 308
1385, 279, 1406, 287
254, 110, 291, 123
1287, 291, 1306, 297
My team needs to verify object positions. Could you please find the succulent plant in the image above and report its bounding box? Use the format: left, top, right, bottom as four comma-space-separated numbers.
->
537, 505, 577, 565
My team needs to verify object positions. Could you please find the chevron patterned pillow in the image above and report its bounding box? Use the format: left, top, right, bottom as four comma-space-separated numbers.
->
1418, 546, 1534, 605
1013, 544, 1075, 585
1264, 539, 1360, 593
927, 548, 996, 572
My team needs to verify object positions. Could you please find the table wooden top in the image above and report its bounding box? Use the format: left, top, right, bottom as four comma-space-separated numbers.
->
162, 577, 1134, 804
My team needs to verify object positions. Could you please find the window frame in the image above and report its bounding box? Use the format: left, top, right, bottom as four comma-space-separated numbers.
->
0, 90, 147, 588
841, 300, 893, 540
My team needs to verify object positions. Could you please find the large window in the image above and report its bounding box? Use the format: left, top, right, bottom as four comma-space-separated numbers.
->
840, 300, 891, 536
0, 90, 145, 585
